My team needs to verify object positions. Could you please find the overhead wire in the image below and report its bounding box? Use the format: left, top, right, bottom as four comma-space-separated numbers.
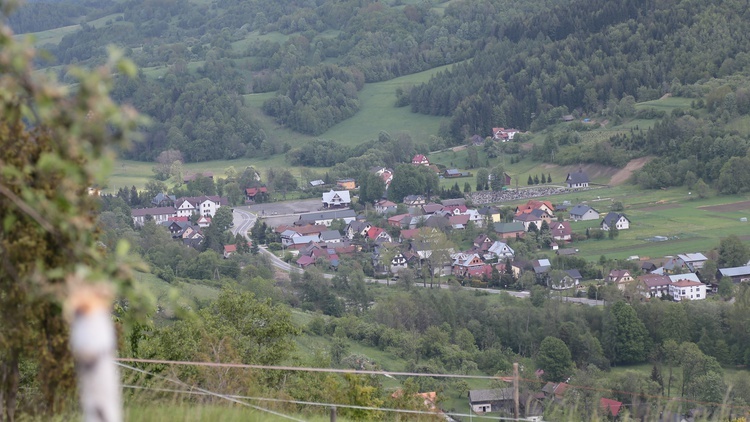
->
121, 384, 535, 421
116, 362, 304, 422
116, 357, 748, 413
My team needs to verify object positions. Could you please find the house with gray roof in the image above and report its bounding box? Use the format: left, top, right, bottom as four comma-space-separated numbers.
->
297, 209, 356, 226
719, 266, 750, 283
566, 170, 590, 188
568, 204, 599, 221
601, 212, 630, 231
322, 189, 351, 208
468, 388, 514, 414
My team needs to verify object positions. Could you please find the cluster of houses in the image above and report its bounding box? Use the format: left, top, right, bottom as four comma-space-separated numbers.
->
466, 382, 622, 420
130, 194, 229, 250
277, 189, 638, 283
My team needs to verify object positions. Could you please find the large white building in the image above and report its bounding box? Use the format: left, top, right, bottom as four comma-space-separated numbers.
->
132, 195, 228, 226
668, 278, 706, 301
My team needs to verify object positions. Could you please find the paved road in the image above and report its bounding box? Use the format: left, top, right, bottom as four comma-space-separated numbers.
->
231, 207, 603, 305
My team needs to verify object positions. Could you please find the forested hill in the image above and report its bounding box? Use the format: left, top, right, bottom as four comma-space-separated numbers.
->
411, 0, 750, 139
16, 0, 750, 163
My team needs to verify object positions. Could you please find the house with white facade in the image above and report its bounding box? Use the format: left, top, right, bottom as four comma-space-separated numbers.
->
485, 241, 515, 260
297, 209, 356, 226
669, 278, 706, 301
601, 212, 630, 231
566, 170, 590, 188
322, 190, 351, 208
568, 204, 600, 221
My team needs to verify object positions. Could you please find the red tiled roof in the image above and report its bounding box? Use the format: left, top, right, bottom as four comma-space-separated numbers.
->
224, 244, 237, 253
600, 397, 622, 417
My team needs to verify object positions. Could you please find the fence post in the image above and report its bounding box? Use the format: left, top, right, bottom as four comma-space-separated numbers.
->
68, 285, 121, 422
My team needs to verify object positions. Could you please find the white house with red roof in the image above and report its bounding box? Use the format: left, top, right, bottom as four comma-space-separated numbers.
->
223, 244, 236, 259
669, 277, 706, 301
366, 226, 392, 243
412, 154, 430, 166
492, 127, 520, 142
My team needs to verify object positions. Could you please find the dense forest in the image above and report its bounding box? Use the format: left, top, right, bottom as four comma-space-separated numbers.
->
17, 0, 750, 201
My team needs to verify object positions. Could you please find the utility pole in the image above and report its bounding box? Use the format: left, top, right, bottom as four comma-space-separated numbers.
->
513, 362, 519, 420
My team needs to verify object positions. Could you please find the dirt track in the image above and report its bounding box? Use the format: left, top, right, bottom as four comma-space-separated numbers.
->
609, 156, 652, 186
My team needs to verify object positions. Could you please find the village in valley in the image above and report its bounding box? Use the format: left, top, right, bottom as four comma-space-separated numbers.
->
128, 138, 739, 305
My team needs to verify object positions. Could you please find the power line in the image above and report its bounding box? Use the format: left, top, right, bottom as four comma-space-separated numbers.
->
116, 362, 304, 422
121, 384, 534, 421
116, 357, 499, 380
116, 358, 747, 412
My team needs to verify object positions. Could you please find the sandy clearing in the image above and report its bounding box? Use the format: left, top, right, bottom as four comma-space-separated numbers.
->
609, 156, 652, 186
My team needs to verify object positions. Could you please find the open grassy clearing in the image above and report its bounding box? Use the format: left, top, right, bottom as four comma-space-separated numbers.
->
635, 96, 693, 112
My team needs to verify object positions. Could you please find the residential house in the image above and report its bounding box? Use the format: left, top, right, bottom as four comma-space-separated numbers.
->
196, 216, 211, 228
478, 206, 502, 224
491, 127, 520, 142
366, 226, 392, 243
638, 274, 672, 298
669, 278, 707, 301
641, 261, 658, 273
180, 226, 204, 249
532, 258, 552, 276
568, 204, 599, 221
473, 234, 493, 250
322, 190, 352, 208
160, 220, 190, 238
608, 269, 634, 289
516, 200, 555, 216
245, 186, 268, 202
677, 253, 708, 272
465, 209, 484, 227
374, 199, 397, 215
390, 252, 408, 274
223, 244, 236, 259
566, 170, 590, 188
514, 209, 553, 231
448, 214, 470, 230
412, 154, 430, 166
174, 195, 227, 218
601, 212, 630, 231
541, 382, 569, 401
151, 192, 176, 207
387, 213, 411, 228
336, 178, 356, 190
296, 255, 316, 268
600, 398, 623, 419
289, 235, 321, 250
399, 228, 421, 242
370, 167, 394, 189
551, 270, 579, 290
444, 168, 463, 178
132, 206, 176, 226
403, 195, 426, 206
319, 230, 343, 244
486, 241, 515, 260
719, 265, 750, 283
468, 388, 514, 414
297, 209, 356, 226
346, 221, 373, 240
565, 269, 583, 284
550, 221, 572, 241
442, 204, 469, 215
493, 222, 526, 239
422, 203, 444, 215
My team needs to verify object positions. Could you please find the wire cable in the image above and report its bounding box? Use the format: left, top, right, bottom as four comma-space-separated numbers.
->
121, 384, 535, 421
117, 362, 304, 422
